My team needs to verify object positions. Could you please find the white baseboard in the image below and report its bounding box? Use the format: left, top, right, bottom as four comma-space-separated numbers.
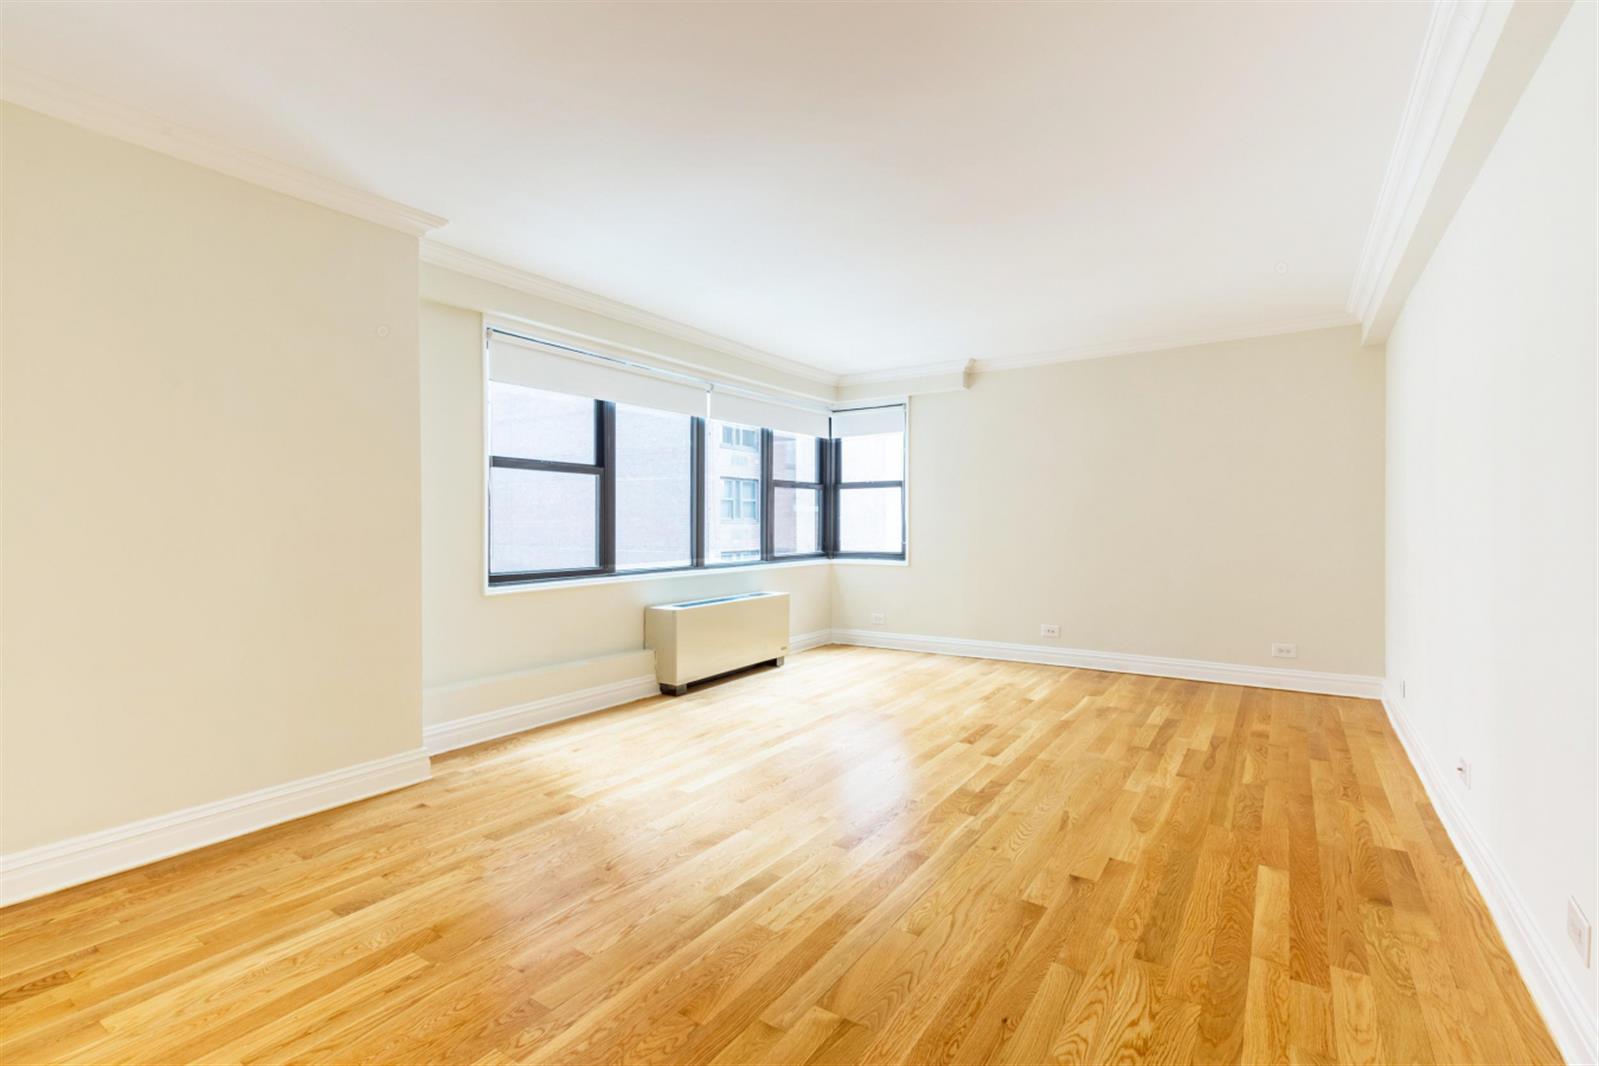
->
425, 632, 832, 757
0, 748, 431, 907
789, 628, 833, 653
827, 628, 1384, 698
1380, 688, 1597, 1066
423, 675, 659, 756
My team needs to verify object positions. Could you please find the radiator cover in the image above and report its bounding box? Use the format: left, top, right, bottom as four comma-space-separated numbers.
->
644, 591, 789, 694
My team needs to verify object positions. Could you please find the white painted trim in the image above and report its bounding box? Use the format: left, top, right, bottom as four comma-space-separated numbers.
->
971, 313, 1358, 375
424, 676, 660, 756
836, 360, 972, 388
426, 633, 832, 756
788, 628, 833, 653
1379, 687, 1598, 1066
483, 557, 831, 596
1347, 0, 1573, 343
0, 67, 447, 237
829, 628, 1383, 698
1348, 1, 1492, 330
429, 241, 1364, 392
423, 240, 838, 387
0, 749, 431, 906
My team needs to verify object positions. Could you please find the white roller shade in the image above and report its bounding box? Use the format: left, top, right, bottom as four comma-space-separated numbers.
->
830, 404, 905, 438
489, 332, 707, 419
708, 389, 831, 438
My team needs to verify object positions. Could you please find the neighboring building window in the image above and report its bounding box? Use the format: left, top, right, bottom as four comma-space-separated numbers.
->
719, 477, 759, 521
720, 425, 758, 450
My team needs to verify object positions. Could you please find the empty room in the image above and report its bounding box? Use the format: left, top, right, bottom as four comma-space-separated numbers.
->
1, 1, 1595, 1063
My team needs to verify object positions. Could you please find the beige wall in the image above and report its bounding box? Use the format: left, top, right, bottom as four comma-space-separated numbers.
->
1386, 1, 1595, 1021
1, 105, 424, 852
419, 280, 832, 722
833, 325, 1385, 675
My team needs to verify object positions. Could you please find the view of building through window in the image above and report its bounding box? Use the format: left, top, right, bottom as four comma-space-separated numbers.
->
706, 419, 761, 562
484, 354, 905, 583
616, 403, 693, 571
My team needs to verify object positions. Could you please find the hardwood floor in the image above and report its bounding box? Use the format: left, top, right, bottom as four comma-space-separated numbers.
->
0, 647, 1562, 1064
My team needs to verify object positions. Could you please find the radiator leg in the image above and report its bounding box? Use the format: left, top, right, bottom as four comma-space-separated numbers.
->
661, 683, 689, 697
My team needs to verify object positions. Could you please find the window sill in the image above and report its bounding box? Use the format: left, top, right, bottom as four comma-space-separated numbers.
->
831, 557, 910, 567
484, 556, 834, 595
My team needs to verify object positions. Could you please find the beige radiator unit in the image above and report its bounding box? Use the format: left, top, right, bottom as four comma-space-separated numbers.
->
644, 591, 790, 695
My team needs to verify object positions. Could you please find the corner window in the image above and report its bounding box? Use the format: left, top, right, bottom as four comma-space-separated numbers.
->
485, 327, 906, 586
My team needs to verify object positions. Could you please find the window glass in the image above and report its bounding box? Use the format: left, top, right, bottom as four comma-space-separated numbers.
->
615, 404, 692, 571
840, 431, 903, 482
773, 432, 819, 482
489, 382, 594, 464
838, 486, 903, 554
707, 420, 762, 563
773, 486, 821, 556
488, 467, 598, 573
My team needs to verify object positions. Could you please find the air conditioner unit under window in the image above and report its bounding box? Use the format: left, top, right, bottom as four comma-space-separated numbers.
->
644, 591, 789, 695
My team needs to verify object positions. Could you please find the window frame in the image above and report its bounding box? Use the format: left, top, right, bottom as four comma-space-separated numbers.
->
767, 429, 828, 561
485, 375, 905, 587
825, 407, 908, 561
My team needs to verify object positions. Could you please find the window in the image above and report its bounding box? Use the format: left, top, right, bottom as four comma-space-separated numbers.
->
487, 384, 605, 580
829, 406, 906, 558
615, 403, 693, 571
486, 328, 906, 586
771, 431, 823, 557
707, 420, 762, 563
720, 477, 758, 520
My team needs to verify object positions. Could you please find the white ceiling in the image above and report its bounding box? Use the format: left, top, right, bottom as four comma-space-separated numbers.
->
1, 1, 1429, 378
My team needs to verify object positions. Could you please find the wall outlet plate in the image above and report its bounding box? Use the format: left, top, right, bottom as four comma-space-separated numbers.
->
869, 612, 885, 626
1039, 624, 1060, 638
1271, 643, 1298, 659
1569, 898, 1592, 967
1455, 757, 1472, 790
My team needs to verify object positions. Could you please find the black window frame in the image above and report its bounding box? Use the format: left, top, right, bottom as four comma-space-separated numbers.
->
825, 407, 908, 561
768, 429, 827, 561
487, 384, 905, 587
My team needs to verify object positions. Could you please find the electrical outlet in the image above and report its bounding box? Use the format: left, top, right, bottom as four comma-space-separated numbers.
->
1569, 899, 1592, 967
869, 611, 885, 626
1271, 643, 1297, 659
1039, 624, 1060, 638
1455, 757, 1471, 790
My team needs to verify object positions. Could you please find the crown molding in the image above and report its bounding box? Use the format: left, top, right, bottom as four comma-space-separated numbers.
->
420, 240, 841, 387
970, 311, 1358, 374
1346, 0, 1572, 344
1, 66, 447, 237
1348, 1, 1494, 333
835, 359, 972, 388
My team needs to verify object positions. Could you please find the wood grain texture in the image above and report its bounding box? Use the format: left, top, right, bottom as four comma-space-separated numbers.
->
0, 647, 1563, 1064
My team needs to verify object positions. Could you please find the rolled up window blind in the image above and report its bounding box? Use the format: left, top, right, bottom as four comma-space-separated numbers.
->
708, 389, 831, 438
489, 330, 708, 418
830, 403, 905, 438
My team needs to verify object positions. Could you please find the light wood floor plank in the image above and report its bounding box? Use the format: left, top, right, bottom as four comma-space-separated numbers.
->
0, 647, 1564, 1064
